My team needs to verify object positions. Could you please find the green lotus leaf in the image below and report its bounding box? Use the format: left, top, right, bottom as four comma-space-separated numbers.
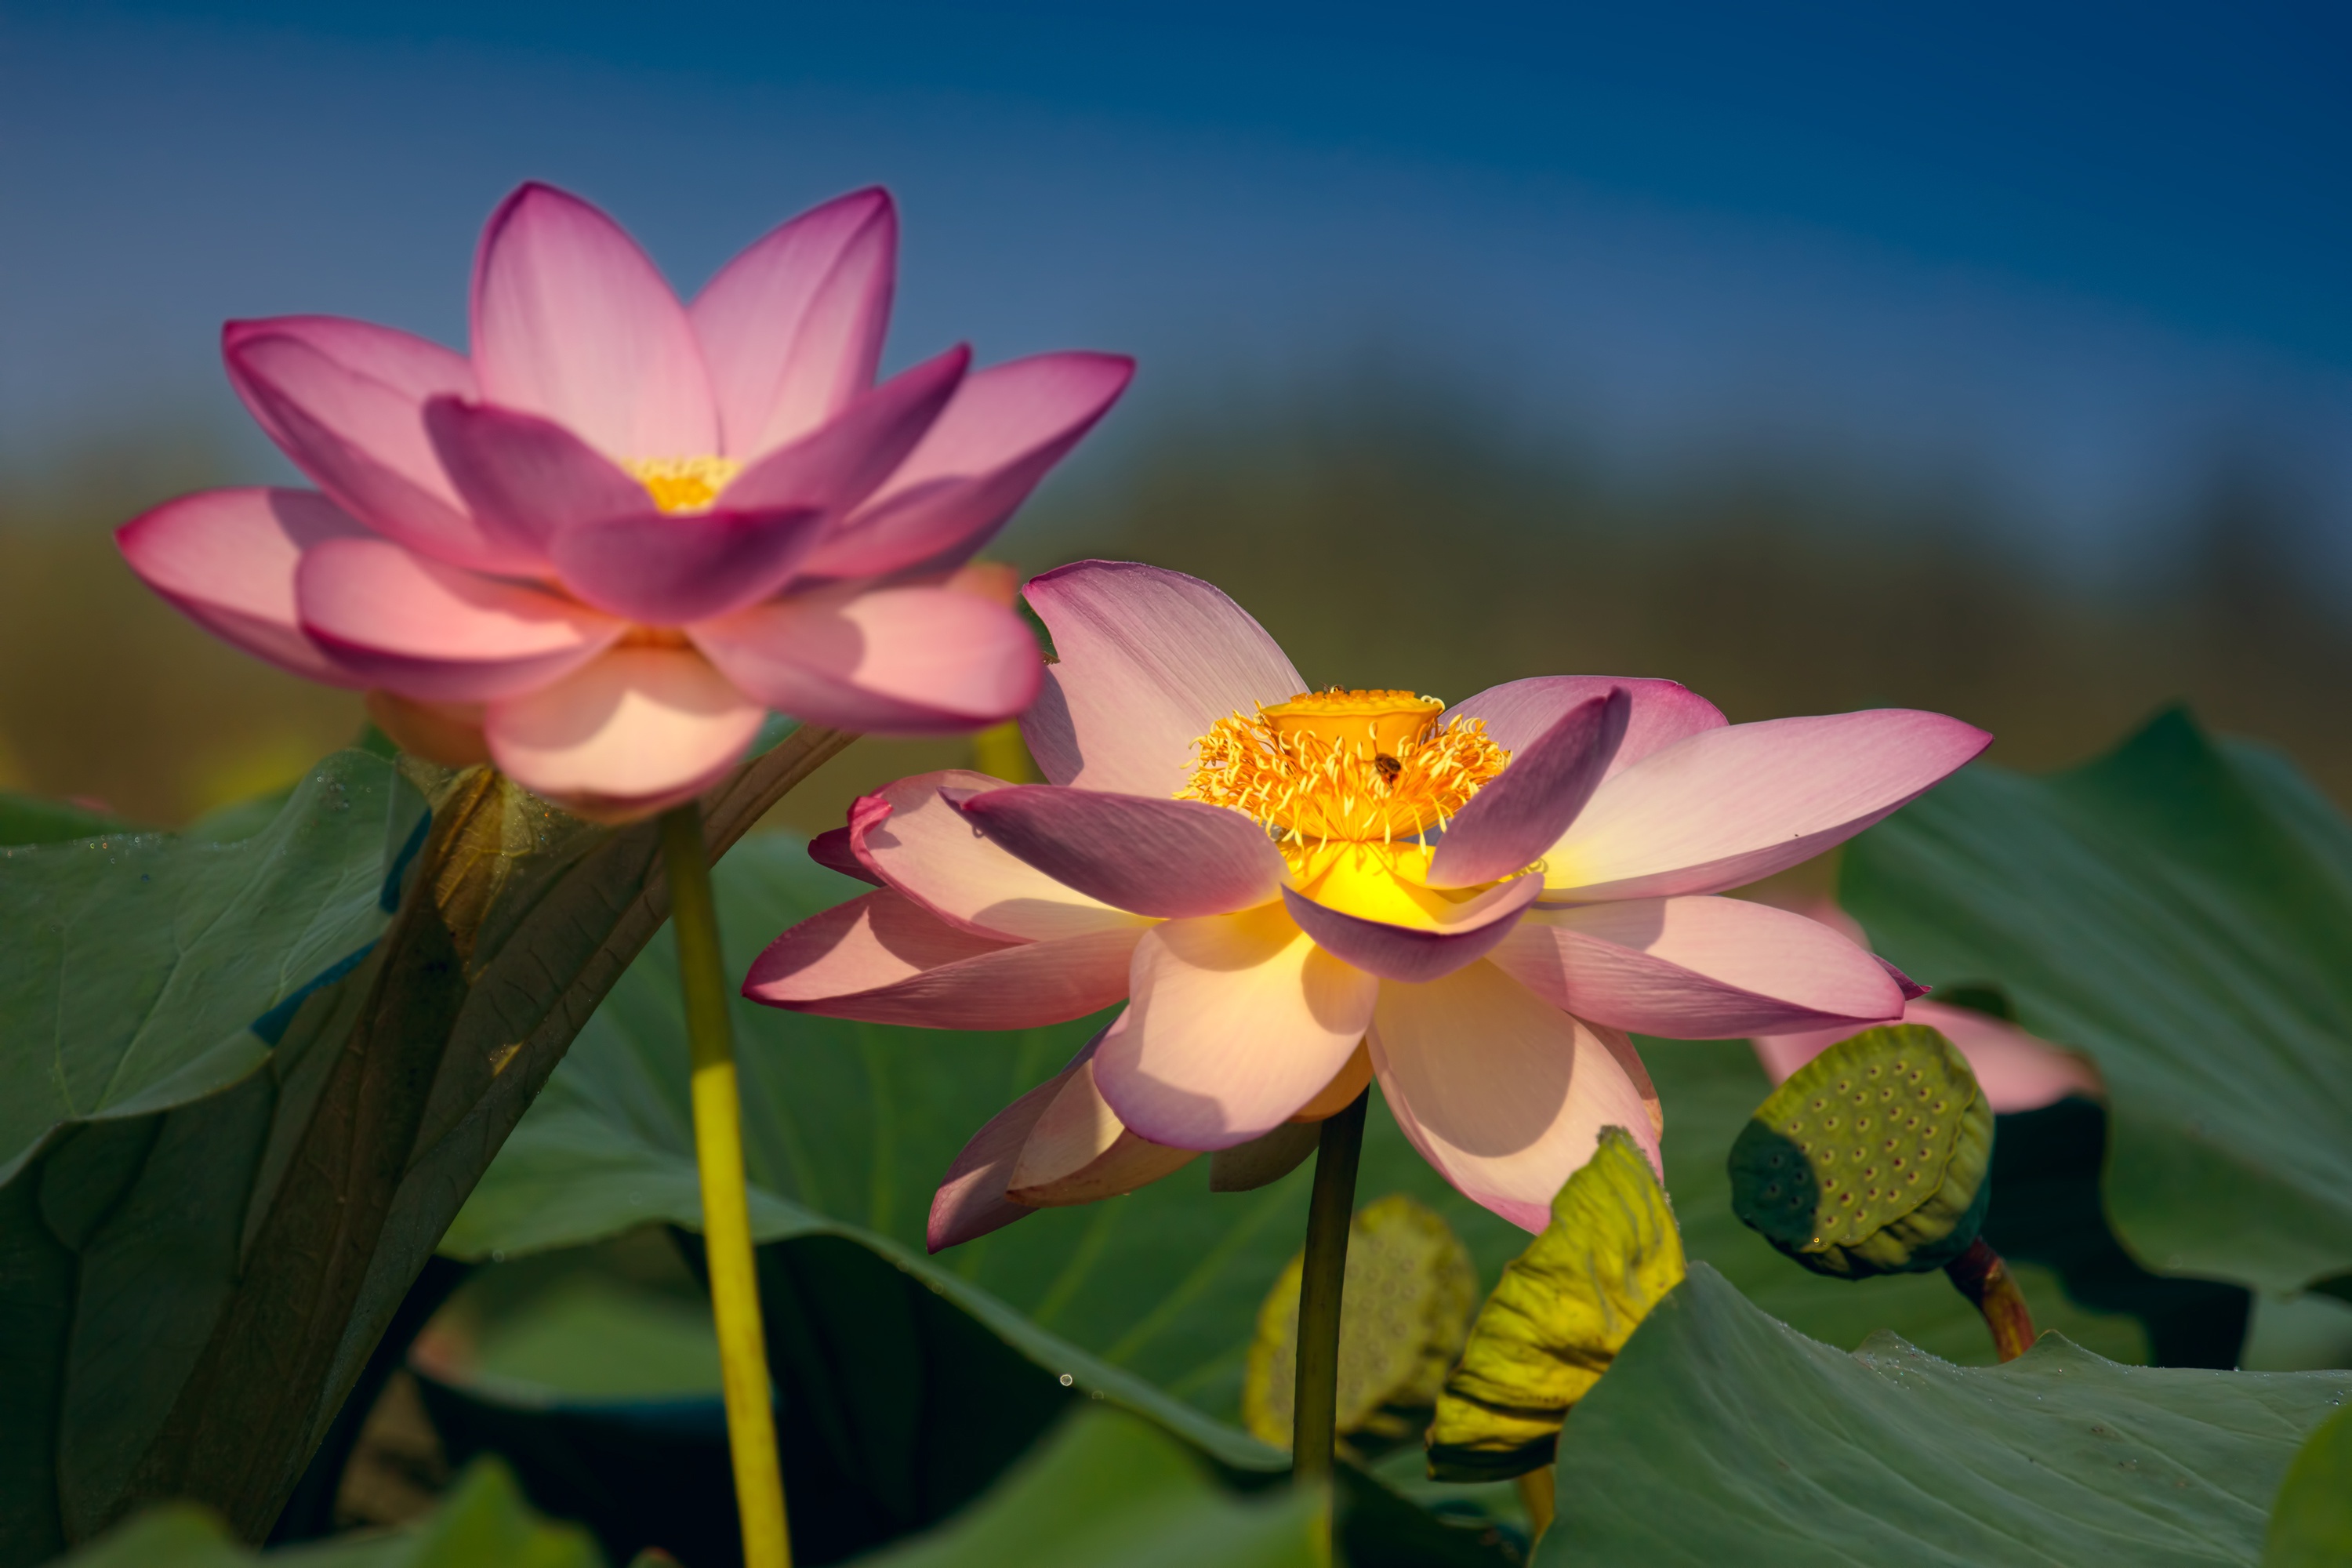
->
2265, 1403, 2352, 1567
1842, 708, 2352, 1295
1728, 1023, 1992, 1279
1425, 1127, 1686, 1483
1541, 1265, 2352, 1565
48, 1459, 598, 1566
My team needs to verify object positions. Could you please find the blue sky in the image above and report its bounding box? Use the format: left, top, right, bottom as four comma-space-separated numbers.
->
4, 1, 2347, 570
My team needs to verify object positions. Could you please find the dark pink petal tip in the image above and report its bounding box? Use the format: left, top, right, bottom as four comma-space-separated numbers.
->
1427, 688, 1629, 888
810, 826, 884, 886
946, 786, 1286, 919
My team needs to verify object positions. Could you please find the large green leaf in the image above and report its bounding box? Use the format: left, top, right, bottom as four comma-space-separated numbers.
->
866, 1406, 1321, 1568
0, 728, 853, 1561
1542, 1264, 2352, 1566
2265, 1403, 2352, 1566
1842, 709, 2352, 1294
452, 836, 2148, 1461
0, 749, 420, 1185
53, 1460, 599, 1567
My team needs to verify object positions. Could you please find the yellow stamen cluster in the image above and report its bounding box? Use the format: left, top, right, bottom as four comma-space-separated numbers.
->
624, 455, 743, 513
1179, 688, 1510, 868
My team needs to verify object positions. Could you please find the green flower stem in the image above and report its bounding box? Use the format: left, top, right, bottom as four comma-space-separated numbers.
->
661, 803, 791, 1568
1944, 1236, 2038, 1363
1293, 1087, 1370, 1496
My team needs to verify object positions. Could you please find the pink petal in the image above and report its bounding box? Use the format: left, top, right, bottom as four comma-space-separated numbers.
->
689, 583, 1041, 735
1427, 688, 1629, 888
221, 318, 520, 572
720, 345, 967, 517
691, 187, 896, 459
1754, 1000, 2101, 1115
1545, 711, 1994, 901
808, 826, 883, 885
794, 353, 1135, 579
1093, 903, 1377, 1150
550, 506, 828, 625
1444, 676, 1726, 781
741, 886, 1140, 1028
424, 396, 652, 557
1281, 875, 1545, 984
294, 536, 621, 701
116, 487, 371, 686
1490, 895, 1907, 1039
1021, 561, 1305, 794
1370, 964, 1661, 1232
1909, 1000, 2103, 1113
946, 786, 1287, 919
1008, 1044, 1199, 1204
927, 1031, 1096, 1252
470, 182, 717, 459
366, 691, 491, 768
846, 770, 1151, 942
483, 645, 766, 821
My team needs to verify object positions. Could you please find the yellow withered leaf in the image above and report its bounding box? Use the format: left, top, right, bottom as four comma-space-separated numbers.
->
1426, 1127, 1686, 1482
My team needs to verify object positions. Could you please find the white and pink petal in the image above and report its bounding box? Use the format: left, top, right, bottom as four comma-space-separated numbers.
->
1443, 676, 1726, 779
1093, 903, 1377, 1150
1370, 964, 1661, 1232
948, 786, 1287, 920
1489, 895, 1908, 1039
1021, 561, 1305, 796
843, 770, 1149, 942
1544, 710, 1993, 901
741, 886, 1141, 1029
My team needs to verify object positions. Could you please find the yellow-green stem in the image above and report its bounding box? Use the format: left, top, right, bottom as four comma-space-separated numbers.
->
661, 804, 790, 1568
1516, 1465, 1556, 1547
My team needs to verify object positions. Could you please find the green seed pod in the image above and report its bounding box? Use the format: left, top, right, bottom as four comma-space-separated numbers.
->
1729, 1023, 1992, 1279
1243, 1193, 1479, 1456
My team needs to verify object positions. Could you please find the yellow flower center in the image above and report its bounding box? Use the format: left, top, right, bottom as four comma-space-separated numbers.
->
623, 456, 742, 513
1178, 688, 1511, 882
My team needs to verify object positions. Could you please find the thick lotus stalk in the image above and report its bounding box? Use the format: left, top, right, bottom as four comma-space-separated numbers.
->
1426, 1127, 1686, 1487
1730, 1022, 2036, 1359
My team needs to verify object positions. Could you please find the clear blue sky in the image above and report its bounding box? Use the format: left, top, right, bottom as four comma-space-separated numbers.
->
4, 1, 2347, 566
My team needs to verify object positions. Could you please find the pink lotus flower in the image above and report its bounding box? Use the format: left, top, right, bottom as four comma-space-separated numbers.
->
118, 183, 1132, 820
745, 562, 1993, 1240
1748, 898, 2101, 1112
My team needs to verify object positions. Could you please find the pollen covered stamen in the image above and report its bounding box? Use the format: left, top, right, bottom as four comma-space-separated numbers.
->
623, 456, 743, 513
1178, 688, 1509, 863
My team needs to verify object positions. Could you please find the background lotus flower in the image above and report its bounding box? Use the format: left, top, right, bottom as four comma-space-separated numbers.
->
747, 561, 1992, 1238
117, 182, 1133, 820
1748, 897, 2102, 1112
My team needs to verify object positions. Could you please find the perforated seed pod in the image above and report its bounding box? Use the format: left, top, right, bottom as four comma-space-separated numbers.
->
1728, 1023, 1993, 1279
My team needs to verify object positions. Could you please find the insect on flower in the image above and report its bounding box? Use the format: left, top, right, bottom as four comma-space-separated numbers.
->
745, 562, 1992, 1240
